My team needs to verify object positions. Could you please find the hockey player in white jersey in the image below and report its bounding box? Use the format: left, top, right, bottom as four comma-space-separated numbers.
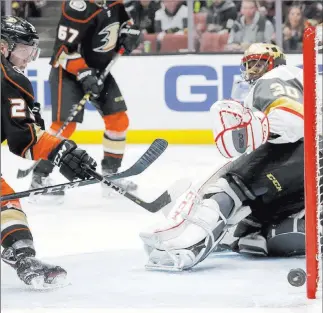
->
140, 43, 311, 271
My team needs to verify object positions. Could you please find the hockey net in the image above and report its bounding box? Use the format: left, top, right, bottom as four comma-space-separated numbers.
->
303, 25, 323, 299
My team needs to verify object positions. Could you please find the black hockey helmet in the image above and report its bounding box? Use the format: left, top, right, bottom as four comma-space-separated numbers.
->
1, 16, 39, 52
89, 0, 108, 8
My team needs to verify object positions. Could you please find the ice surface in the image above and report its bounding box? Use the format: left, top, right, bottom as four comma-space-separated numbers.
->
1, 144, 322, 313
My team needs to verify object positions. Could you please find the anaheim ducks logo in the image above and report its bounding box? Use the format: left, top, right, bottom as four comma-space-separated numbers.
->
93, 22, 120, 53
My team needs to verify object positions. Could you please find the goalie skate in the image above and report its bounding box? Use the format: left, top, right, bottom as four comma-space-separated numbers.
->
143, 241, 195, 272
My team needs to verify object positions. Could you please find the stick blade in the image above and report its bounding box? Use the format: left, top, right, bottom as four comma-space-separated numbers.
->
111, 139, 168, 180
138, 139, 168, 167
17, 166, 33, 179
145, 178, 192, 213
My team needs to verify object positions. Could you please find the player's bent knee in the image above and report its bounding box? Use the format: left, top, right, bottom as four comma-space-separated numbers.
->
49, 121, 77, 139
103, 111, 129, 132
267, 217, 305, 256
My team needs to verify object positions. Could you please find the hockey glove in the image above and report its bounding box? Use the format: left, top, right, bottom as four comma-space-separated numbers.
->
77, 68, 103, 99
31, 102, 45, 130
118, 24, 141, 55
48, 140, 97, 181
210, 99, 269, 158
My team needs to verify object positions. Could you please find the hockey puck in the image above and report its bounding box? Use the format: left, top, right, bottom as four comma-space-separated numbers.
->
287, 268, 306, 287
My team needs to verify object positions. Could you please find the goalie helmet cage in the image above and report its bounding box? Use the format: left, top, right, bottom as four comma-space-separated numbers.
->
303, 25, 323, 300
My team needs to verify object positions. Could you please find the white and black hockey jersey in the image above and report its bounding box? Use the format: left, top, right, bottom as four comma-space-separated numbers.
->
154, 4, 188, 33
244, 65, 304, 144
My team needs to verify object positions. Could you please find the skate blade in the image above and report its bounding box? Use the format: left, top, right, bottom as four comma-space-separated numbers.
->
30, 273, 69, 290
145, 261, 184, 272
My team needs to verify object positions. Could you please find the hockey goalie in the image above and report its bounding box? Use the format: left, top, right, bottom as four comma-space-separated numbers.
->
140, 43, 316, 271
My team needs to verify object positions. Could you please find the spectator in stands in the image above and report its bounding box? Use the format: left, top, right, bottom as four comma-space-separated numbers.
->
194, 0, 213, 13
258, 0, 275, 24
282, 5, 305, 52
205, 0, 238, 33
226, 0, 274, 51
154, 0, 188, 33
11, 1, 24, 17
304, 1, 323, 26
125, 0, 160, 34
27, 0, 46, 18
11, 0, 46, 18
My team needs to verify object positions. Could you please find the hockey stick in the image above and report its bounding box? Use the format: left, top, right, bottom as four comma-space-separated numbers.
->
83, 165, 191, 213
17, 48, 125, 179
2, 139, 167, 202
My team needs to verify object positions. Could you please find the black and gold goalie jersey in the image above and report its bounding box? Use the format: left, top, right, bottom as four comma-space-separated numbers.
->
244, 64, 304, 144
50, 0, 131, 76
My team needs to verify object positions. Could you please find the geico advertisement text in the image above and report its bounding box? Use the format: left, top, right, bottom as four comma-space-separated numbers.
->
26, 54, 318, 131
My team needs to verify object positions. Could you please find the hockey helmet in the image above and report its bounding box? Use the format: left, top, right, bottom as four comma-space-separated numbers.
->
90, 0, 108, 7
1, 16, 40, 61
241, 43, 286, 84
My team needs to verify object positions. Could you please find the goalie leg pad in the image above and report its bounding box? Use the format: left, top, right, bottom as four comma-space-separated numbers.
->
266, 216, 305, 257
140, 178, 251, 271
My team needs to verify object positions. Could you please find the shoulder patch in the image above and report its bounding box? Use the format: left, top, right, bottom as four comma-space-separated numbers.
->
63, 0, 100, 23
69, 0, 86, 11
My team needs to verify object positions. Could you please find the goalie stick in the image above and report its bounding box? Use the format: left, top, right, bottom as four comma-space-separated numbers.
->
17, 48, 125, 179
1, 139, 167, 202
83, 165, 191, 213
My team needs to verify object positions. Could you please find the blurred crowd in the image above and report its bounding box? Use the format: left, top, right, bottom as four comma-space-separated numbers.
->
124, 0, 322, 53
1, 0, 47, 18
2, 0, 322, 53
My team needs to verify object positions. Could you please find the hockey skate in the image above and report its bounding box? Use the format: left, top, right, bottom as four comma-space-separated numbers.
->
29, 171, 65, 204
101, 160, 137, 199
2, 247, 68, 290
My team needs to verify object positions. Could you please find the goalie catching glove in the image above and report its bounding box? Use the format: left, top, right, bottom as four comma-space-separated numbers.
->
210, 99, 269, 158
48, 140, 97, 181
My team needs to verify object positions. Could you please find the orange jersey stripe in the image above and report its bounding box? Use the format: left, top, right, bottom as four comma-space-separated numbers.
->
61, 1, 102, 24
109, 0, 123, 8
66, 58, 89, 76
275, 106, 304, 119
57, 66, 63, 122
1, 228, 30, 245
31, 132, 61, 160
21, 124, 36, 158
1, 177, 21, 208
54, 45, 88, 75
0, 63, 34, 100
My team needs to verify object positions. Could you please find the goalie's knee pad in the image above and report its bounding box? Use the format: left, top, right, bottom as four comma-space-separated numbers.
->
205, 178, 251, 226
266, 217, 305, 257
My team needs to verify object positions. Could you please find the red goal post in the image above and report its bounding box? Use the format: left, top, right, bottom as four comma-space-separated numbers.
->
303, 25, 322, 300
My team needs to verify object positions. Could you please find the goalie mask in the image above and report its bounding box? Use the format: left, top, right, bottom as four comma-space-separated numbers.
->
241, 43, 286, 84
